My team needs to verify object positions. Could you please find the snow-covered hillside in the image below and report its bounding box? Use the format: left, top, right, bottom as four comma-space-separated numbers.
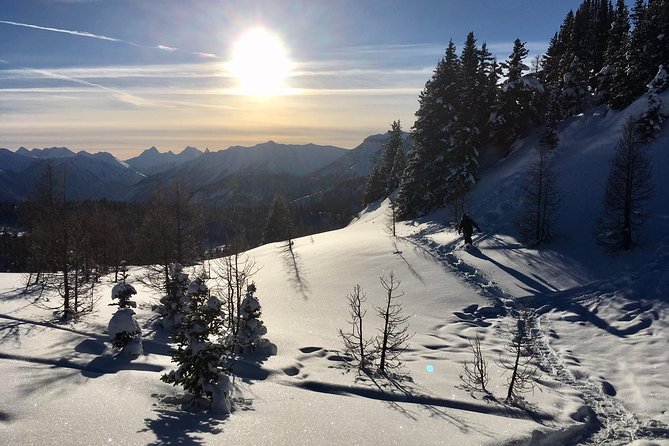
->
2, 190, 668, 445
1, 92, 668, 445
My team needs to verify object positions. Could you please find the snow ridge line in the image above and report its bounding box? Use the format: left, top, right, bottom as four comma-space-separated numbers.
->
402, 230, 669, 445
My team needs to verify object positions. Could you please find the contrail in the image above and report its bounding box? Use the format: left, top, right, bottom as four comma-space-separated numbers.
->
0, 20, 218, 59
31, 68, 150, 106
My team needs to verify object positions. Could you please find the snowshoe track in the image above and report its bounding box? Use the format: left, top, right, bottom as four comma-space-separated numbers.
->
404, 230, 669, 445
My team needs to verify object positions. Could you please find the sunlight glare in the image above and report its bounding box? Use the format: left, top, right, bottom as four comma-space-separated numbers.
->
229, 27, 292, 96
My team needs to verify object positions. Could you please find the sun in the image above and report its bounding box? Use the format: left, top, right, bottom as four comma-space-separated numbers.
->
229, 27, 292, 96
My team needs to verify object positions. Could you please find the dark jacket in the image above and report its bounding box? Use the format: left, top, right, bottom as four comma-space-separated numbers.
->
458, 214, 480, 235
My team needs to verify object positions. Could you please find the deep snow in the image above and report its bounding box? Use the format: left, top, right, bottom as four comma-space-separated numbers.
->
1, 91, 669, 445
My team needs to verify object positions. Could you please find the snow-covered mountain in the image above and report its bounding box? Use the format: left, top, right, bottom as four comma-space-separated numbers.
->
0, 147, 144, 201
128, 140, 349, 202
316, 131, 411, 178
15, 146, 77, 159
125, 146, 203, 176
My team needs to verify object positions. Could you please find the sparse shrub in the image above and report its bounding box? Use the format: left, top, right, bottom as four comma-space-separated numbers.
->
459, 334, 490, 393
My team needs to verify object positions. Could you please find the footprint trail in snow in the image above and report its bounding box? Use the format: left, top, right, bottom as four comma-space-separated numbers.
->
405, 229, 669, 445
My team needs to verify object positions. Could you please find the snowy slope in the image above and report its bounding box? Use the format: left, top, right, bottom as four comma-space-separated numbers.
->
1, 92, 668, 445
400, 89, 669, 444
0, 202, 595, 446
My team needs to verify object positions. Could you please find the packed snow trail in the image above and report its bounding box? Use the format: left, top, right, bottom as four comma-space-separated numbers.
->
403, 227, 669, 445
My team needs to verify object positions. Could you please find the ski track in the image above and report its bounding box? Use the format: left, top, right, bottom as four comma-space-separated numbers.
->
404, 228, 669, 446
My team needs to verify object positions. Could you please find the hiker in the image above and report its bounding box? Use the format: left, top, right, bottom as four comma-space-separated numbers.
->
457, 213, 481, 246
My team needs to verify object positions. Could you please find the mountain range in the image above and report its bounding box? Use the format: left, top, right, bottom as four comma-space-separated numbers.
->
0, 134, 401, 205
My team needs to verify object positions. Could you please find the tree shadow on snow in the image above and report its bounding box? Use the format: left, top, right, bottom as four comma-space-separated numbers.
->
392, 238, 426, 285
280, 243, 311, 299
523, 288, 657, 338
466, 247, 558, 297
290, 378, 553, 424
141, 395, 226, 446
0, 349, 164, 379
0, 312, 110, 344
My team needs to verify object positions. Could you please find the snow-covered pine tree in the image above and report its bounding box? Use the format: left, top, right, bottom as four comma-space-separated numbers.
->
444, 32, 482, 211
636, 66, 669, 142
541, 32, 565, 94
161, 276, 233, 414
590, 0, 614, 84
626, 0, 654, 102
108, 271, 142, 358
387, 136, 406, 196
560, 51, 590, 116
234, 283, 269, 354
477, 42, 499, 148
599, 0, 631, 108
397, 148, 429, 219
382, 120, 406, 195
596, 118, 654, 251
644, 0, 669, 76
398, 40, 460, 218
158, 262, 190, 330
492, 39, 537, 153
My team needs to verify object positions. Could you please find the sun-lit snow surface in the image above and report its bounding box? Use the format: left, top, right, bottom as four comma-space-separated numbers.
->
1, 91, 669, 445
0, 206, 584, 446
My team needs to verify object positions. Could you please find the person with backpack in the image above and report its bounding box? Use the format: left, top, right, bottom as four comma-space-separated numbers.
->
457, 213, 481, 247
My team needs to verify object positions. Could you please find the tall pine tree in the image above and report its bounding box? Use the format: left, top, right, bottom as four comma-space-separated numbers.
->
398, 41, 460, 218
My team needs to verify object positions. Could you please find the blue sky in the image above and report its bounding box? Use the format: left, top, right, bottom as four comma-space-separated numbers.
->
1, 0, 587, 157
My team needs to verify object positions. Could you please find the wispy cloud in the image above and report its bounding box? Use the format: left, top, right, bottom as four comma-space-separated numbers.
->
0, 20, 218, 59
30, 68, 149, 106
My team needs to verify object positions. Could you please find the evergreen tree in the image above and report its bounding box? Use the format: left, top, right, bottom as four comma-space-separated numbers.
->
635, 66, 669, 142
398, 41, 460, 218
559, 3, 595, 116
108, 273, 142, 358
478, 42, 499, 147
158, 262, 190, 330
542, 31, 566, 91
492, 39, 537, 153
591, 0, 614, 81
645, 0, 669, 73
388, 139, 406, 195
621, 0, 669, 107
363, 120, 406, 206
161, 276, 232, 413
234, 283, 269, 354
382, 120, 406, 195
261, 195, 292, 244
362, 164, 386, 206
601, 0, 631, 108
444, 32, 481, 207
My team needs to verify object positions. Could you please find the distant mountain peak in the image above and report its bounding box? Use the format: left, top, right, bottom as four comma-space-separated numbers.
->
29, 147, 76, 159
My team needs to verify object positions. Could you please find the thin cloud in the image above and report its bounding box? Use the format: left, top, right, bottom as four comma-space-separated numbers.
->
0, 20, 218, 59
30, 68, 149, 106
